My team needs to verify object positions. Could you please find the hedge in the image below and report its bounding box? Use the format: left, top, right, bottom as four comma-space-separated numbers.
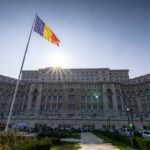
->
12, 138, 51, 150
93, 130, 150, 150
37, 131, 71, 139
134, 137, 150, 150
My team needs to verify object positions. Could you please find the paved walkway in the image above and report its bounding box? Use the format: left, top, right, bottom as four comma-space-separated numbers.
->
79, 132, 119, 150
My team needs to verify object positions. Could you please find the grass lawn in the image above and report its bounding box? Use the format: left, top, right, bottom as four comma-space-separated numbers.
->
71, 133, 81, 139
51, 141, 80, 150
93, 132, 135, 150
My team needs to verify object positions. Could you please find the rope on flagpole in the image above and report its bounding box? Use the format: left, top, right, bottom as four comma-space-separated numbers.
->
5, 15, 36, 132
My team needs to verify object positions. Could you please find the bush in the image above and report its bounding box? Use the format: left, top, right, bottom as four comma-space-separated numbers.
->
93, 130, 150, 150
0, 131, 28, 150
37, 131, 70, 139
134, 137, 150, 150
51, 138, 60, 145
18, 138, 51, 150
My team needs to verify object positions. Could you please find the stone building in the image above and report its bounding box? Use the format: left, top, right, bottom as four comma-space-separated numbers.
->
0, 67, 150, 130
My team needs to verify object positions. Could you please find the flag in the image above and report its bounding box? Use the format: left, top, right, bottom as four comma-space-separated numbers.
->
33, 15, 60, 46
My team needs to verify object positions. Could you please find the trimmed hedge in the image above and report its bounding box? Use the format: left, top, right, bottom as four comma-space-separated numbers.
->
93, 130, 150, 150
134, 137, 150, 150
94, 130, 131, 146
12, 138, 51, 150
37, 131, 71, 139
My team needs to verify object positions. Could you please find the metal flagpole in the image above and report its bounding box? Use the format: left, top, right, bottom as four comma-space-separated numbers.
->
5, 15, 36, 132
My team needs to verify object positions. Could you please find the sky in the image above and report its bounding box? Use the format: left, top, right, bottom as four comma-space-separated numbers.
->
0, 0, 150, 79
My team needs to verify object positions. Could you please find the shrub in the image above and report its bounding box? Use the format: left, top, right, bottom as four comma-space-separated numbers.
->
134, 137, 150, 150
0, 131, 28, 150
18, 138, 51, 150
93, 130, 150, 150
37, 131, 69, 139
51, 138, 60, 145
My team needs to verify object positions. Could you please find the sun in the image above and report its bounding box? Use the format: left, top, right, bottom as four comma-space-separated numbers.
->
45, 51, 68, 68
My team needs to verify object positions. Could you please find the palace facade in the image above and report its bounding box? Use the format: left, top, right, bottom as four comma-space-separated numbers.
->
0, 67, 150, 130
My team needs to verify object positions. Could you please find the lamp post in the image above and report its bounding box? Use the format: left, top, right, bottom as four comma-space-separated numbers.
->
125, 106, 130, 124
140, 115, 143, 130
0, 112, 4, 130
108, 116, 110, 130
125, 105, 134, 147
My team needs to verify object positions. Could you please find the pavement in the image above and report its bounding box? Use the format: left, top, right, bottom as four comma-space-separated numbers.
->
79, 132, 119, 150
61, 138, 80, 142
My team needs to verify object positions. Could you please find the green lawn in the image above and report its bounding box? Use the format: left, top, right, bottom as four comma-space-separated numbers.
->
71, 133, 81, 139
93, 132, 135, 150
51, 141, 80, 150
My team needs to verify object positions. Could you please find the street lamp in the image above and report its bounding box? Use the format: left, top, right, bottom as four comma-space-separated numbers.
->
108, 116, 110, 130
140, 115, 143, 130
124, 105, 130, 125
0, 112, 4, 131
124, 105, 134, 147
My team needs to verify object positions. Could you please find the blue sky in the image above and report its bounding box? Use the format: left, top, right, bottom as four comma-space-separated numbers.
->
0, 0, 150, 78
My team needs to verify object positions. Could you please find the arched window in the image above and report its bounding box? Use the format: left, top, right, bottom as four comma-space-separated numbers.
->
145, 88, 150, 95
5, 89, 9, 96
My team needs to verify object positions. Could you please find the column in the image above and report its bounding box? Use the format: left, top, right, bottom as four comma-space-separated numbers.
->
112, 84, 118, 112
27, 84, 35, 112
75, 88, 81, 114
136, 91, 143, 112
102, 84, 108, 114
35, 84, 43, 114
21, 95, 26, 111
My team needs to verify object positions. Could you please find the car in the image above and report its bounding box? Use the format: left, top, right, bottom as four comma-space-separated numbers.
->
142, 131, 150, 139
65, 128, 71, 131
81, 128, 88, 132
108, 128, 115, 132
117, 128, 123, 134
120, 128, 134, 136
134, 130, 142, 137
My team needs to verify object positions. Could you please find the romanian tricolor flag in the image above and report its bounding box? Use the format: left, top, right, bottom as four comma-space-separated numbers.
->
33, 15, 60, 46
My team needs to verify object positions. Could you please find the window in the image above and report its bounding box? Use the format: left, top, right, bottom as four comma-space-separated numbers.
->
53, 96, 57, 104
69, 88, 74, 92
68, 95, 75, 104
41, 96, 46, 111
52, 96, 57, 112
68, 105, 75, 112
141, 96, 148, 112
87, 96, 91, 104
0, 89, 3, 95
46, 96, 51, 111
81, 96, 85, 104
81, 96, 85, 112
93, 96, 97, 104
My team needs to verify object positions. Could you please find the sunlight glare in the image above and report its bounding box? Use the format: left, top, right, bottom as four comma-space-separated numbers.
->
45, 51, 69, 68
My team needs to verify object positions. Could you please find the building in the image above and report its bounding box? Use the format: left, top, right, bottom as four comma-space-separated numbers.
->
0, 67, 150, 130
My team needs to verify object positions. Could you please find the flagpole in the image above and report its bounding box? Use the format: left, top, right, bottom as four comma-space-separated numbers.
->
5, 15, 36, 132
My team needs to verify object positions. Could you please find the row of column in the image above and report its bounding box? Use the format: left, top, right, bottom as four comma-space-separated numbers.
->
21, 83, 149, 115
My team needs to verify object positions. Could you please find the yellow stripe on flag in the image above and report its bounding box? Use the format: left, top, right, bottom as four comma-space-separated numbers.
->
43, 24, 53, 42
